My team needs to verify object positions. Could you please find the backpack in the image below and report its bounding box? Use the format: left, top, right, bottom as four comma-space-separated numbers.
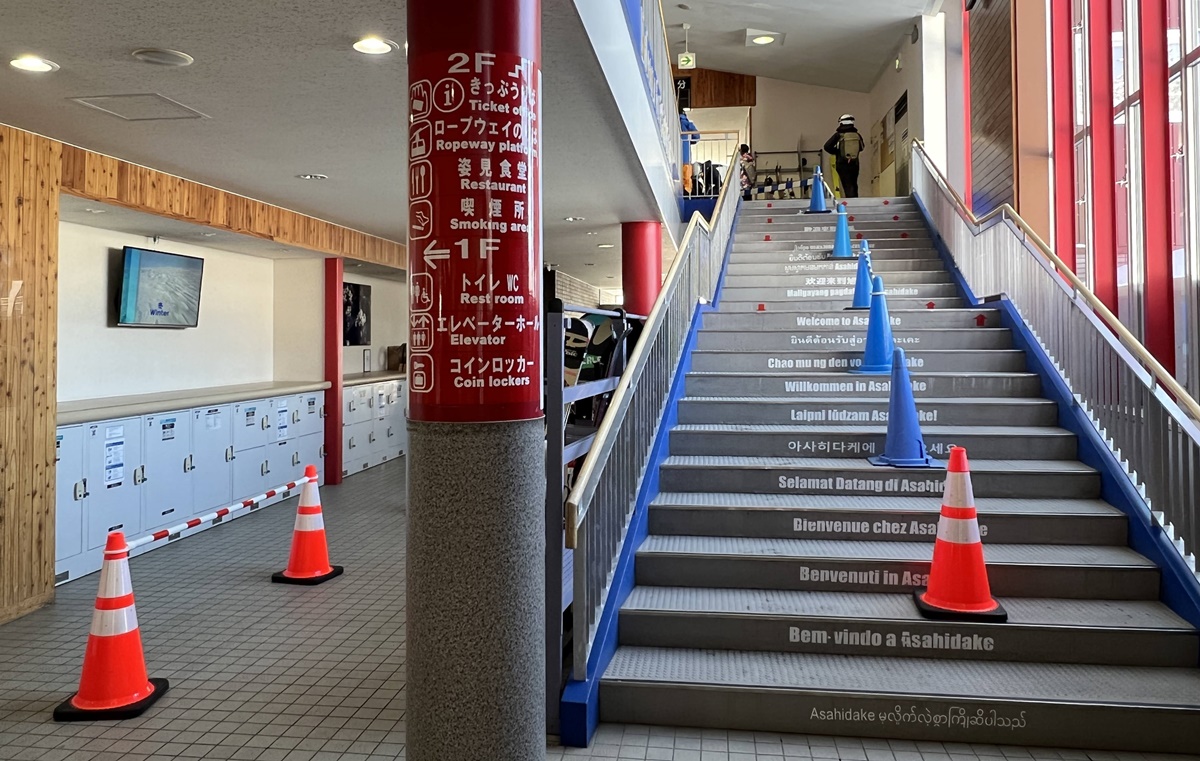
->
839, 132, 862, 161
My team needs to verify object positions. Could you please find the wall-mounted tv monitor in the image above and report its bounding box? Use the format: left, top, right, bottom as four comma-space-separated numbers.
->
117, 247, 204, 328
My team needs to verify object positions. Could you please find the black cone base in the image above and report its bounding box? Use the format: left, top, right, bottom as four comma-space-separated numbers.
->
54, 677, 169, 722
271, 565, 343, 586
914, 588, 1008, 623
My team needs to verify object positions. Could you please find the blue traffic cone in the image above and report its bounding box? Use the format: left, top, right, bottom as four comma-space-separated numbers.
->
831, 204, 854, 258
869, 348, 944, 468
850, 276, 895, 375
846, 243, 873, 311
804, 167, 831, 214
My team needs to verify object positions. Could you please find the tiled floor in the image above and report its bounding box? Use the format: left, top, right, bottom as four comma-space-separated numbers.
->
0, 463, 1196, 761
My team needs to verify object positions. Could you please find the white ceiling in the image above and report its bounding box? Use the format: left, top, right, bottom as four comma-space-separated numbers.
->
664, 0, 939, 93
0, 0, 657, 285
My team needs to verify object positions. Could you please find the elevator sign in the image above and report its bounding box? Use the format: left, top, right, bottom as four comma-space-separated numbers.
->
407, 50, 543, 423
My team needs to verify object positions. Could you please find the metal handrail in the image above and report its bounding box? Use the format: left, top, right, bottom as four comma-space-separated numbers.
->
911, 140, 1200, 424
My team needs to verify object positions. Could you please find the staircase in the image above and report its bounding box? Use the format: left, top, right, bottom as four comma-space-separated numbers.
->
596, 197, 1200, 753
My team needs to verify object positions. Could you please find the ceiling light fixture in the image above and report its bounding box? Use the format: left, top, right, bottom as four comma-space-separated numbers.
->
353, 36, 399, 55
563, 216, 586, 222
597, 244, 615, 249
10, 55, 59, 73
131, 48, 194, 67
752, 35, 776, 45
586, 231, 599, 236
83, 208, 106, 214
297, 173, 328, 181
200, 232, 217, 237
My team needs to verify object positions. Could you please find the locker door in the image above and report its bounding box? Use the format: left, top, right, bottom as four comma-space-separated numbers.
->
397, 380, 409, 455
85, 419, 144, 549
342, 421, 371, 476
232, 446, 267, 501
294, 392, 323, 439
297, 432, 325, 485
192, 406, 234, 515
55, 426, 86, 561
232, 399, 272, 452
267, 439, 299, 484
142, 412, 194, 532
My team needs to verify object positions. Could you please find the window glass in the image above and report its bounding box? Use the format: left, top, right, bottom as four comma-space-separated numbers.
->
1168, 0, 1184, 66
1189, 0, 1200, 53
1114, 110, 1133, 330
1074, 0, 1090, 129
1075, 137, 1093, 287
1124, 0, 1140, 96
1112, 0, 1126, 105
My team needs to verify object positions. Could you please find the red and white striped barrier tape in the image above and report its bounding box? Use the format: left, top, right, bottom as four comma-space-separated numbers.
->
125, 474, 316, 551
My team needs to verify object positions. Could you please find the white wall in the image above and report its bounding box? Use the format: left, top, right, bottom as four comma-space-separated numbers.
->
942, 1, 970, 196
341, 270, 408, 375
274, 258, 325, 381
749, 77, 873, 179
58, 222, 275, 402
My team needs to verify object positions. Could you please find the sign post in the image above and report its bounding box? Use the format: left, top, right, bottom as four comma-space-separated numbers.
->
407, 1, 547, 758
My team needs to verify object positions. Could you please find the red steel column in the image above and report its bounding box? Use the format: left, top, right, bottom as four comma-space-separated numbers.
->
1087, 0, 1119, 311
322, 257, 343, 486
621, 221, 663, 316
1138, 0, 1176, 373
406, 1, 546, 757
1051, 0, 1077, 272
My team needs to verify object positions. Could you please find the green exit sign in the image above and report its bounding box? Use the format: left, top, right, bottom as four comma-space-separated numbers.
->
677, 52, 697, 70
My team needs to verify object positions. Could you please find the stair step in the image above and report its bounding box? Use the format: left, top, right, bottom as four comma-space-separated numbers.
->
724, 272, 953, 287
635, 535, 1159, 599
678, 397, 1057, 427
658, 455, 1100, 499
745, 197, 916, 210
721, 283, 959, 302
726, 259, 946, 275
720, 297, 966, 311
670, 424, 1076, 461
690, 349, 1027, 373
598, 648, 1200, 752
649, 492, 1126, 545
703, 309, 1000, 330
697, 328, 1011, 352
619, 588, 1195, 667
684, 371, 1041, 398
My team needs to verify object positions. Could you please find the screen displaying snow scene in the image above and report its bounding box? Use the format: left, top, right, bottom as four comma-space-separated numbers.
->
118, 248, 204, 327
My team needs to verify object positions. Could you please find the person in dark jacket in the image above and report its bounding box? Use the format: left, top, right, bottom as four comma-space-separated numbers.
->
680, 109, 700, 194
823, 114, 864, 198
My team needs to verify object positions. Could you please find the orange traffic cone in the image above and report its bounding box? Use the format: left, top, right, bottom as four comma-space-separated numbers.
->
54, 533, 168, 721
913, 447, 1008, 622
272, 465, 343, 585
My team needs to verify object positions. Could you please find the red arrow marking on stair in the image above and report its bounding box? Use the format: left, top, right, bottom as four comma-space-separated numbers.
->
884, 199, 891, 205
767, 203, 773, 208
856, 233, 863, 239
893, 215, 900, 221
975, 314, 987, 327
849, 215, 856, 222
926, 302, 936, 310
767, 218, 773, 223
764, 235, 772, 241
901, 232, 909, 238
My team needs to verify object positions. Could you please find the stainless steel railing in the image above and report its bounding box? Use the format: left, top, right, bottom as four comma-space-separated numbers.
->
911, 140, 1200, 580
564, 153, 740, 681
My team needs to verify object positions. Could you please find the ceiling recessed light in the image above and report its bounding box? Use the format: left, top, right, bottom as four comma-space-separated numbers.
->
200, 232, 217, 237
10, 56, 59, 73
131, 48, 194, 67
606, 276, 615, 279
597, 244, 615, 249
586, 231, 599, 236
564, 216, 586, 222
752, 35, 776, 45
83, 208, 106, 214
354, 37, 399, 55
297, 173, 328, 181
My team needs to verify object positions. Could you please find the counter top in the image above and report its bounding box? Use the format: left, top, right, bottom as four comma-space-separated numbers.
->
58, 380, 332, 426
343, 371, 406, 387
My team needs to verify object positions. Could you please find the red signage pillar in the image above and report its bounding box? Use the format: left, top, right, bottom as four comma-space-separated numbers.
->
621, 221, 663, 316
406, 1, 547, 757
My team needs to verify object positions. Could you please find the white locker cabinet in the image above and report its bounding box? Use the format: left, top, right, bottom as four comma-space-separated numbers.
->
192, 406, 234, 515
397, 380, 409, 455
374, 382, 390, 421
377, 416, 402, 461
293, 391, 324, 439
273, 397, 293, 443
342, 420, 372, 475
297, 432, 325, 485
142, 411, 194, 532
344, 385, 373, 426
55, 426, 86, 563
85, 418, 144, 549
232, 399, 272, 452
232, 446, 269, 501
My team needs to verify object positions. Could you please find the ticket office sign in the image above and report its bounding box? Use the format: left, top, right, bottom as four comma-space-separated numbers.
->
408, 50, 543, 423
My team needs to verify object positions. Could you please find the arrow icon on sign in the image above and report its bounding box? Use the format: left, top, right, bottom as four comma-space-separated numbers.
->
423, 240, 451, 269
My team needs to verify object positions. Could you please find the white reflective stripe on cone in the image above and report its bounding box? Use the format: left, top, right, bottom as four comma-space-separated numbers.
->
942, 471, 975, 509
90, 605, 140, 637
298, 482, 320, 508
294, 512, 325, 532
936, 516, 982, 545
95, 559, 133, 599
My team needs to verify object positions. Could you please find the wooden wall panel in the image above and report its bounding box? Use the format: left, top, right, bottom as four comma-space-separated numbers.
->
59, 146, 406, 269
969, 0, 1016, 214
0, 125, 60, 624
671, 67, 757, 109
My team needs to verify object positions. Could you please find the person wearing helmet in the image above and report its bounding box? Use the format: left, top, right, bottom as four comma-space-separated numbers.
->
823, 114, 864, 198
